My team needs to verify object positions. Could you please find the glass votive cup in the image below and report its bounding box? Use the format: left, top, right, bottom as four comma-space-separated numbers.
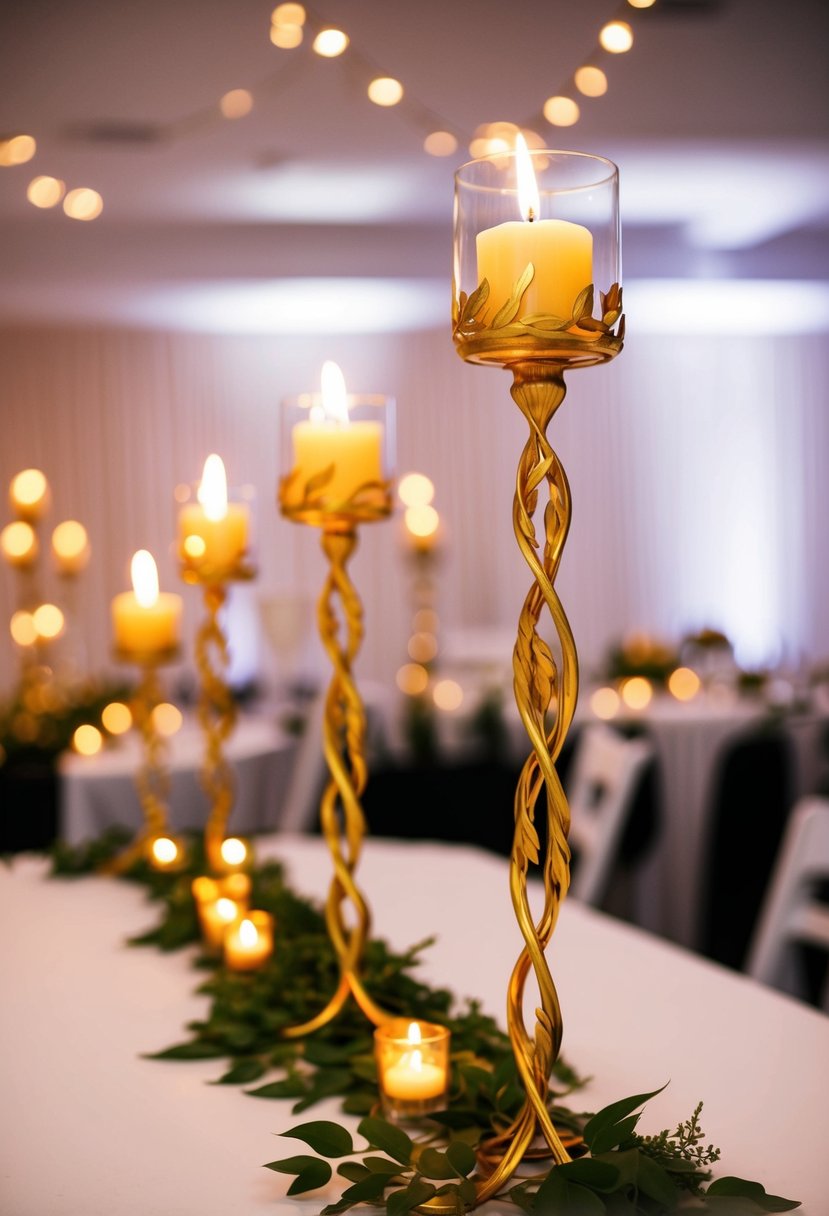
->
192, 873, 251, 948
374, 1018, 451, 1120
223, 910, 274, 972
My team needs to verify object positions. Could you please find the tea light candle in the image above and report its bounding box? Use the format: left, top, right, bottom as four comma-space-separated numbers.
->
476, 135, 593, 323
224, 911, 274, 971
149, 834, 185, 870
178, 454, 249, 576
192, 873, 252, 947
111, 550, 182, 658
375, 1019, 450, 1118
290, 362, 383, 505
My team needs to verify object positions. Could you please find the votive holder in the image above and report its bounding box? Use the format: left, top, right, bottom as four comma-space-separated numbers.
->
374, 1018, 451, 1121
223, 909, 274, 971
192, 873, 252, 948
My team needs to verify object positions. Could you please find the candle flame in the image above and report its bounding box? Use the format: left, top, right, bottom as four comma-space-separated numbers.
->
515, 133, 540, 222
216, 897, 238, 923
221, 837, 248, 866
152, 836, 178, 865
130, 550, 159, 608
410, 1048, 424, 1073
407, 1021, 422, 1046
316, 360, 349, 426
239, 918, 258, 947
197, 454, 228, 522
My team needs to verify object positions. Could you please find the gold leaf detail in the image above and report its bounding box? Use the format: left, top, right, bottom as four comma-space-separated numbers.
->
490, 263, 535, 329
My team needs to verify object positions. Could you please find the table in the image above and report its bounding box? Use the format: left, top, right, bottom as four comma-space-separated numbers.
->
2, 837, 827, 1215
59, 714, 299, 844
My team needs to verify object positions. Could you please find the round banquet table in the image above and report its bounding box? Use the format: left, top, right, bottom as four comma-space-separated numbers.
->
58, 713, 299, 844
1, 835, 827, 1215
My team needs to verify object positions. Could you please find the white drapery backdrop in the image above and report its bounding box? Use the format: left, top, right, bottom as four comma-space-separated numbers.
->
1, 324, 827, 696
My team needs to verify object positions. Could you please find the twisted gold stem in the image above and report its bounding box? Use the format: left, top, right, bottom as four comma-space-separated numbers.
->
196, 583, 238, 873
282, 526, 388, 1038
101, 664, 170, 875
430, 365, 576, 1214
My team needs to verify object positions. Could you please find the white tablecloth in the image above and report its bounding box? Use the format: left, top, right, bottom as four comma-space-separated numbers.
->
1, 837, 827, 1215
58, 714, 299, 844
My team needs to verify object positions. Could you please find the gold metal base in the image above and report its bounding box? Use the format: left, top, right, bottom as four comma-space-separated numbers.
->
194, 583, 238, 875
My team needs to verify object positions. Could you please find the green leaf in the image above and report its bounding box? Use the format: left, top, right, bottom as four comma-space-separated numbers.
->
363, 1156, 404, 1175
583, 1085, 667, 1154
246, 1077, 306, 1100
534, 1169, 607, 1215
146, 1040, 227, 1060
387, 1179, 438, 1216
263, 1154, 331, 1196
292, 1067, 352, 1112
559, 1158, 621, 1192
357, 1116, 413, 1166
337, 1162, 370, 1183
446, 1140, 477, 1177
339, 1172, 393, 1204
706, 1177, 801, 1211
416, 1148, 457, 1180
212, 1058, 266, 1085
636, 1154, 681, 1207
282, 1120, 354, 1158
590, 1114, 641, 1156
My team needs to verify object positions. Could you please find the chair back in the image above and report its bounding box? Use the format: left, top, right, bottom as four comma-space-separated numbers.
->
567, 723, 653, 906
746, 796, 829, 1009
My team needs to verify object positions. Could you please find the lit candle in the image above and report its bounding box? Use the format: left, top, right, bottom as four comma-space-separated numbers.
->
179, 454, 249, 577
224, 911, 274, 971
9, 468, 50, 521
476, 135, 593, 323
192, 874, 251, 947
111, 550, 182, 657
1, 520, 39, 568
289, 362, 383, 505
375, 1019, 450, 1116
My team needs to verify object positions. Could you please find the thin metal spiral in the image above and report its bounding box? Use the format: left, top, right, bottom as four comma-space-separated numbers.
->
195, 583, 238, 874
282, 527, 388, 1037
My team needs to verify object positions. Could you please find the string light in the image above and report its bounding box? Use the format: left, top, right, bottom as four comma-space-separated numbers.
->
313, 28, 349, 57
368, 76, 403, 107
63, 188, 103, 221
600, 20, 634, 53
542, 96, 580, 127
27, 176, 65, 208
574, 66, 608, 97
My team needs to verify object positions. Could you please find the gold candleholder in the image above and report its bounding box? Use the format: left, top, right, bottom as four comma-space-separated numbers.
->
103, 649, 182, 875
279, 366, 394, 1035
178, 456, 256, 874
447, 144, 624, 1208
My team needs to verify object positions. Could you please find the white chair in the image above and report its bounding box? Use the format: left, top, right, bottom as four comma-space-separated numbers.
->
746, 796, 829, 1010
566, 723, 654, 907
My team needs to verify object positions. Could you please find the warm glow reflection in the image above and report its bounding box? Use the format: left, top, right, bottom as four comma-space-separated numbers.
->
102, 701, 132, 734
543, 96, 580, 127
589, 686, 620, 720
398, 472, 435, 508
0, 134, 36, 166
313, 28, 349, 56
152, 836, 179, 865
1, 521, 38, 566
220, 89, 253, 119
668, 666, 702, 702
221, 837, 248, 867
197, 454, 229, 521
27, 175, 65, 208
10, 611, 37, 647
515, 133, 540, 221
73, 724, 103, 756
575, 65, 608, 97
52, 520, 90, 573
413, 609, 439, 633
424, 131, 457, 157
270, 22, 303, 48
63, 188, 103, 221
131, 550, 159, 607
152, 702, 183, 736
620, 676, 653, 710
32, 603, 65, 639
404, 504, 439, 538
272, 3, 306, 23
408, 632, 438, 663
10, 468, 49, 519
396, 663, 429, 696
183, 534, 207, 558
368, 77, 403, 107
600, 20, 634, 53
433, 679, 463, 711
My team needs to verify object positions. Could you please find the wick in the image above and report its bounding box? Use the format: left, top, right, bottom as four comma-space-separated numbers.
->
527, 208, 536, 223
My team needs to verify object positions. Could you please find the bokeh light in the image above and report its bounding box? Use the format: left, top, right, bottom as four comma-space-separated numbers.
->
424, 131, 458, 157
433, 679, 463, 711
152, 702, 183, 736
73, 724, 104, 756
272, 3, 305, 23
668, 666, 702, 702
270, 22, 303, 47
404, 504, 439, 539
620, 676, 653, 710
102, 701, 132, 735
398, 472, 435, 508
313, 28, 349, 57
368, 77, 403, 107
396, 663, 429, 696
574, 66, 608, 97
52, 520, 90, 574
63, 188, 103, 221
32, 603, 65, 640
543, 96, 580, 127
27, 175, 65, 208
1, 521, 38, 567
0, 134, 36, 166
413, 608, 439, 633
151, 836, 179, 866
215, 897, 239, 924
10, 611, 37, 647
589, 686, 621, 720
408, 632, 438, 664
600, 21, 634, 53
220, 837, 248, 867
219, 89, 253, 119
10, 468, 49, 519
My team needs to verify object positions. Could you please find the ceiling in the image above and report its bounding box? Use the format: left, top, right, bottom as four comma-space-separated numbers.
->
1, 0, 828, 333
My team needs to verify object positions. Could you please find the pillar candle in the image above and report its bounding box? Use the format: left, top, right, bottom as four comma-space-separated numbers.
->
111, 550, 181, 656
289, 362, 383, 505
179, 454, 249, 575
